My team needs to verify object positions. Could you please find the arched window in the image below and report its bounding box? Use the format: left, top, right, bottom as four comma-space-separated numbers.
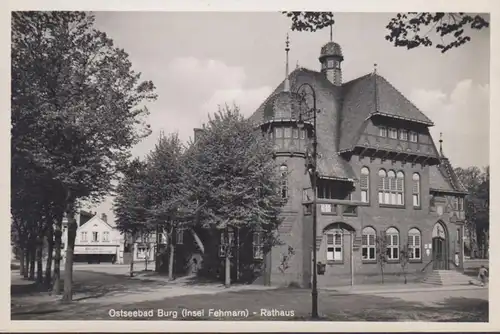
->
360, 167, 370, 203
408, 228, 421, 260
386, 227, 399, 260
280, 165, 288, 199
362, 227, 376, 261
378, 169, 387, 204
378, 169, 404, 206
396, 171, 405, 205
326, 228, 343, 262
412, 173, 421, 207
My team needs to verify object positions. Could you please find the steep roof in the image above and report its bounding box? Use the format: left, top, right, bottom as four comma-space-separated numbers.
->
430, 155, 467, 194
250, 68, 355, 180
339, 73, 434, 152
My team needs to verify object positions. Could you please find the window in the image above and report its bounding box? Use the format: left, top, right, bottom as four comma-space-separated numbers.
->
386, 227, 399, 260
326, 231, 343, 262
362, 227, 376, 261
92, 231, 99, 242
400, 129, 408, 140
360, 167, 370, 203
300, 129, 306, 139
408, 228, 421, 260
409, 131, 418, 142
388, 128, 398, 139
253, 231, 264, 260
279, 165, 288, 199
219, 230, 234, 258
292, 128, 299, 139
176, 228, 184, 245
458, 197, 464, 211
412, 173, 421, 207
379, 126, 387, 137
396, 171, 405, 205
284, 127, 291, 138
327, 59, 334, 68
103, 231, 109, 242
378, 170, 404, 205
81, 231, 87, 242
452, 197, 459, 211
274, 127, 283, 138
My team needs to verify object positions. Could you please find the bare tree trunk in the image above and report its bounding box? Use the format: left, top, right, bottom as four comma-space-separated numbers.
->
36, 237, 44, 285
23, 245, 29, 279
225, 255, 231, 288
19, 247, 25, 276
129, 234, 136, 277
168, 240, 175, 281
45, 225, 54, 288
29, 243, 36, 280
62, 202, 77, 303
53, 215, 63, 294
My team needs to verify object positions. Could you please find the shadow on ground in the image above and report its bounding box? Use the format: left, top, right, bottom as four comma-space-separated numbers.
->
12, 286, 489, 322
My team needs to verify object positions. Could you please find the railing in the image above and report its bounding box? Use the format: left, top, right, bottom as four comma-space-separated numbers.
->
303, 199, 360, 217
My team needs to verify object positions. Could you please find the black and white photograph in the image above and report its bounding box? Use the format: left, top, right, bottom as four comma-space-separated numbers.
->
7, 5, 494, 330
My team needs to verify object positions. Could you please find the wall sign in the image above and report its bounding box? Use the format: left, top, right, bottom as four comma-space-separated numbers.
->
425, 249, 431, 256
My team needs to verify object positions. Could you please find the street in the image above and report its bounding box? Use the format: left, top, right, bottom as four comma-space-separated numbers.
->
11, 268, 488, 321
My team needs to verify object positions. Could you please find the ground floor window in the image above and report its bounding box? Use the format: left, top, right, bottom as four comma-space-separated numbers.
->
253, 231, 264, 260
408, 228, 421, 260
326, 230, 343, 262
362, 227, 376, 261
386, 227, 399, 260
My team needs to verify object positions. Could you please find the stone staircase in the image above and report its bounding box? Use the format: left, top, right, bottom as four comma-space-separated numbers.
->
422, 269, 475, 286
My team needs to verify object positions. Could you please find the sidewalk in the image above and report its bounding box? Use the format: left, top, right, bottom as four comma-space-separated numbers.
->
322, 282, 487, 295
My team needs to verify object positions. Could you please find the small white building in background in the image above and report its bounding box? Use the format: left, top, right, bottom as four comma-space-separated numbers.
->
62, 213, 125, 264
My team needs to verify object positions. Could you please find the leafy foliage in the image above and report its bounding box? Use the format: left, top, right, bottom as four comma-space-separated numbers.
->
11, 11, 157, 300
375, 232, 388, 284
399, 244, 410, 284
282, 12, 489, 53
455, 166, 489, 258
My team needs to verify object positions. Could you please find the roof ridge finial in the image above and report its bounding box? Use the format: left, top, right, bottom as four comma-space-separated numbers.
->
373, 63, 377, 75
284, 33, 290, 92
439, 132, 444, 156
330, 23, 333, 42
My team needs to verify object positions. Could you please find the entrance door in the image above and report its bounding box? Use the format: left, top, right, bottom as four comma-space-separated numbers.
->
432, 237, 447, 270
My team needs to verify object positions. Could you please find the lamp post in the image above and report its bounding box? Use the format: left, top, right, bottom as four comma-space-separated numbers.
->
295, 82, 319, 319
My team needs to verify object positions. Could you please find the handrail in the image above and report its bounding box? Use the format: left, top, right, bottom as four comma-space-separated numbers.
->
421, 259, 434, 272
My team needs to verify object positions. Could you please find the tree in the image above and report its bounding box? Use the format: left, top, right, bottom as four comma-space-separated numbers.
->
455, 166, 489, 258
114, 158, 150, 277
183, 105, 285, 285
144, 132, 187, 280
399, 244, 410, 284
11, 11, 156, 302
283, 12, 489, 53
375, 232, 388, 284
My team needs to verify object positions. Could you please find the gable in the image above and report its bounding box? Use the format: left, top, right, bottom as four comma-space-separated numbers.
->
339, 73, 434, 152
78, 215, 114, 232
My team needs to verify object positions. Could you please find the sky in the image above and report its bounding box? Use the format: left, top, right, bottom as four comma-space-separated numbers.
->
88, 12, 490, 224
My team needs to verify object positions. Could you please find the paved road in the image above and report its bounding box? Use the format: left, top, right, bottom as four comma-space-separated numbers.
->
11, 269, 488, 321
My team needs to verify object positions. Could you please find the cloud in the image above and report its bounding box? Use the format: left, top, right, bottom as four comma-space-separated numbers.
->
409, 79, 490, 168
201, 86, 272, 117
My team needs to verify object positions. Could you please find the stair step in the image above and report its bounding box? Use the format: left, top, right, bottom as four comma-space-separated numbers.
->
421, 270, 472, 286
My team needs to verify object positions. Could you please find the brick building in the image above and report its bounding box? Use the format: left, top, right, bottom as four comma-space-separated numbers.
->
248, 35, 468, 287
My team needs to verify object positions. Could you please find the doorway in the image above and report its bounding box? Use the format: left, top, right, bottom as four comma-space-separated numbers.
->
432, 222, 449, 270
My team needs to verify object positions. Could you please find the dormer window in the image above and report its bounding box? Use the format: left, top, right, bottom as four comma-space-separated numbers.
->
409, 131, 418, 142
379, 126, 387, 137
388, 128, 398, 139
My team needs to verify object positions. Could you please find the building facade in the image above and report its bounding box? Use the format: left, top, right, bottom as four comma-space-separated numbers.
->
247, 35, 467, 287
62, 213, 125, 264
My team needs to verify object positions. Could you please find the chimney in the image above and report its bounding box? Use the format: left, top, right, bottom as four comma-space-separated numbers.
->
101, 213, 107, 223
193, 128, 204, 142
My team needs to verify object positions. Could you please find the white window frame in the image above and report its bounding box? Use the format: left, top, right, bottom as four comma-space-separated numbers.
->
412, 173, 421, 207
409, 131, 418, 142
386, 227, 399, 260
284, 127, 292, 138
408, 228, 421, 260
326, 231, 343, 262
279, 165, 288, 199
379, 126, 387, 137
399, 129, 408, 140
299, 129, 306, 139
92, 231, 99, 242
388, 128, 398, 139
360, 167, 370, 203
292, 128, 299, 139
81, 231, 87, 242
103, 231, 109, 242
274, 127, 283, 138
253, 231, 264, 260
396, 171, 405, 205
362, 227, 376, 261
